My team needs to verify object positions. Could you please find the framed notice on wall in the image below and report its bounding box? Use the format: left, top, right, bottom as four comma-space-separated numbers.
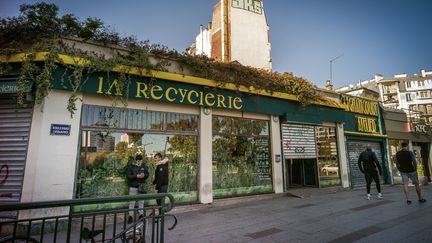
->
50, 124, 71, 136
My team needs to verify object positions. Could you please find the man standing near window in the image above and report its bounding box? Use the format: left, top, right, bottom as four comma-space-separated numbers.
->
396, 142, 426, 204
126, 154, 149, 224
153, 153, 169, 214
358, 144, 383, 200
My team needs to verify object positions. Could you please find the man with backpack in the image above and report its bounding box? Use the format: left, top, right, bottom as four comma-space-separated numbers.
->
396, 142, 426, 204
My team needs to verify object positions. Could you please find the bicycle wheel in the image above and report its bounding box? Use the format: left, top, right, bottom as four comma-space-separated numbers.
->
0, 235, 39, 243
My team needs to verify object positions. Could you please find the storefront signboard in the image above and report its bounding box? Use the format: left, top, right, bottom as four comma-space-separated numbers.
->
340, 94, 383, 135
50, 68, 348, 124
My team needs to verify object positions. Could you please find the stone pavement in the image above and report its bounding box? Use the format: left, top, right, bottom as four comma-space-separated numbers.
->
165, 185, 431, 243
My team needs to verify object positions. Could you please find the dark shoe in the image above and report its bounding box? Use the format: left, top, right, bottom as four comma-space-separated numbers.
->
127, 215, 133, 224
407, 200, 412, 205
419, 198, 426, 203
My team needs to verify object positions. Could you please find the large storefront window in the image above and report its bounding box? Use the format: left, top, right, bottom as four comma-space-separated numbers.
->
77, 105, 198, 203
212, 116, 272, 197
316, 127, 341, 187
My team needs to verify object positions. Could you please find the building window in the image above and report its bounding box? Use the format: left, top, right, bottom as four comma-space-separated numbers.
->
406, 93, 412, 101
77, 105, 199, 204
406, 81, 411, 88
418, 80, 425, 87
418, 105, 425, 113
212, 116, 272, 197
426, 104, 432, 114
419, 91, 429, 99
316, 127, 341, 187
384, 85, 391, 93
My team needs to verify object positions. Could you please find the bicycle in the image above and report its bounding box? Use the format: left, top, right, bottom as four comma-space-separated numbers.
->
80, 213, 178, 243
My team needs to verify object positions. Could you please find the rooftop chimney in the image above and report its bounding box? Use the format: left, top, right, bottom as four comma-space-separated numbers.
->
325, 80, 334, 91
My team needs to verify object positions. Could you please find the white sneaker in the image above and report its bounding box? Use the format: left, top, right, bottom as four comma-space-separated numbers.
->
378, 193, 383, 199
366, 194, 371, 200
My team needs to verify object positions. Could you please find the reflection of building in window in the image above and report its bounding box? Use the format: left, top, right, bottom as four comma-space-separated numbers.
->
212, 116, 272, 197
78, 105, 199, 203
316, 127, 341, 187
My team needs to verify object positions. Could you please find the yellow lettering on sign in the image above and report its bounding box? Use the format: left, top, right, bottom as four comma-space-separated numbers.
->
136, 82, 149, 98
217, 95, 227, 108
97, 77, 104, 94
178, 89, 188, 103
150, 85, 163, 100
357, 116, 377, 133
188, 90, 199, 104
205, 93, 215, 106
233, 97, 243, 110
227, 96, 234, 109
106, 79, 122, 96
341, 94, 378, 116
165, 87, 177, 102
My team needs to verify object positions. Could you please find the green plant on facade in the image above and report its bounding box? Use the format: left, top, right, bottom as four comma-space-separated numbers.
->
1, 2, 323, 117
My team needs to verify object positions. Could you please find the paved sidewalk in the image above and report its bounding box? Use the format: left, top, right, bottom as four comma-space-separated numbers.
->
165, 185, 431, 243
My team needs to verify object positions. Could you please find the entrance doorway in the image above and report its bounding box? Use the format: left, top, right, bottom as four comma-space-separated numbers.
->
286, 158, 318, 187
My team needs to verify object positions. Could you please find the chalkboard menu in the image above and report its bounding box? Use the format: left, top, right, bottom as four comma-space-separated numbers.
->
255, 137, 271, 180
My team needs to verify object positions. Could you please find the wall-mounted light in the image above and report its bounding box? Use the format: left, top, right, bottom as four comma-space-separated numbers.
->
203, 107, 211, 115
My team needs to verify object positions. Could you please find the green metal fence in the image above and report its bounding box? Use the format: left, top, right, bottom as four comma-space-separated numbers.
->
0, 193, 177, 243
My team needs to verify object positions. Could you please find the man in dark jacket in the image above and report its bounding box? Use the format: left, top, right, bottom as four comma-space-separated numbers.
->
396, 142, 426, 204
126, 154, 149, 224
358, 144, 383, 200
152, 153, 169, 214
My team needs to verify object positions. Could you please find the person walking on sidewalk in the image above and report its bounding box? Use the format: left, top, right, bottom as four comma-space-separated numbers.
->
126, 154, 149, 224
396, 142, 426, 204
358, 144, 383, 200
152, 153, 169, 214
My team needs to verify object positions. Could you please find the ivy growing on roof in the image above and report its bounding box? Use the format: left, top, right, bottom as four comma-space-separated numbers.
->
0, 3, 321, 115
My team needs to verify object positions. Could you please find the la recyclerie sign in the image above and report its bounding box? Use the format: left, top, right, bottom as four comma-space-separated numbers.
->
52, 71, 244, 111
96, 77, 243, 110
340, 94, 380, 134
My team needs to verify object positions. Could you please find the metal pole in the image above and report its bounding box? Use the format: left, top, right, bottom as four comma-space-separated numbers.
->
329, 54, 344, 83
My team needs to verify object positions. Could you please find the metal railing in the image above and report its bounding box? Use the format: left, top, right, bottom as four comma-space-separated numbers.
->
0, 193, 177, 243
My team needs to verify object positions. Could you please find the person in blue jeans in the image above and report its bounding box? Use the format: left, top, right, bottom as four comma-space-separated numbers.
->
126, 154, 149, 224
396, 142, 426, 204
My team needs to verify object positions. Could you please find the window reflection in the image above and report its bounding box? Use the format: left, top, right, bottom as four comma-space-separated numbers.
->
316, 127, 341, 187
78, 105, 198, 204
212, 116, 272, 197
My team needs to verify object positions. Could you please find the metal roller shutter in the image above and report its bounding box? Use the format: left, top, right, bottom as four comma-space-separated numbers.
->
282, 123, 317, 159
347, 141, 383, 188
0, 94, 33, 203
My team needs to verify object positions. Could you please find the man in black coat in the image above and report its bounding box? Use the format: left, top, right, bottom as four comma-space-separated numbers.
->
126, 154, 149, 224
152, 153, 169, 214
358, 144, 383, 200
396, 142, 426, 204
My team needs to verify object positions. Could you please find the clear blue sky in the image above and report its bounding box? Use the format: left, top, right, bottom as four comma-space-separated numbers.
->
1, 0, 431, 88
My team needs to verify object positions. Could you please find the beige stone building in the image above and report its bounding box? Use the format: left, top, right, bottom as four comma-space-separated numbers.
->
189, 0, 272, 70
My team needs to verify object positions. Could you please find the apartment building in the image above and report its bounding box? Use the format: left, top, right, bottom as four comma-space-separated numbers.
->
377, 70, 432, 124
